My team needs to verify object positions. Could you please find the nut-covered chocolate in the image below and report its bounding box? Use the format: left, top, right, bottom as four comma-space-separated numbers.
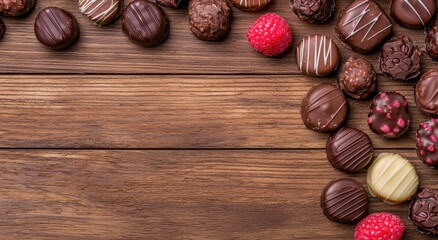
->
301, 84, 348, 133
335, 0, 392, 54
296, 35, 340, 76
231, 0, 270, 11
337, 57, 377, 100
326, 127, 374, 173
290, 0, 335, 23
416, 119, 438, 166
426, 18, 438, 61
410, 187, 438, 234
0, 17, 5, 40
0, 0, 35, 17
390, 0, 436, 29
368, 92, 410, 139
34, 7, 80, 50
415, 70, 438, 116
379, 36, 422, 81
156, 0, 187, 8
79, 0, 123, 26
189, 0, 232, 41
320, 178, 369, 223
121, 0, 169, 47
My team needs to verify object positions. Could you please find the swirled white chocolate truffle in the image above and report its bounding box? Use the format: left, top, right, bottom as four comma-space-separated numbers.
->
367, 153, 419, 205
79, 0, 123, 26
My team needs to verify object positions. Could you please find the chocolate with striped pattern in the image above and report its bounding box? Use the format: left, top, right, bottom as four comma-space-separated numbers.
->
121, 0, 169, 47
231, 0, 270, 11
79, 0, 123, 27
34, 7, 80, 50
326, 127, 373, 173
320, 178, 369, 223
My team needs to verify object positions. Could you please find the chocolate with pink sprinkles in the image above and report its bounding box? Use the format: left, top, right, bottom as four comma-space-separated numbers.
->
368, 92, 410, 139
416, 119, 438, 166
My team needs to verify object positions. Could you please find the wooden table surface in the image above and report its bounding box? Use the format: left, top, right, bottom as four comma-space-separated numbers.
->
1, 0, 437, 239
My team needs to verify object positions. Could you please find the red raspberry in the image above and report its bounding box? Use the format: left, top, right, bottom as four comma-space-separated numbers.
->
246, 13, 292, 57
354, 213, 405, 240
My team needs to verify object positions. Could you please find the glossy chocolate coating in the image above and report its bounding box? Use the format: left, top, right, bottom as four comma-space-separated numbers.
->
296, 35, 340, 76
121, 0, 169, 47
0, 0, 35, 17
320, 178, 369, 223
379, 36, 422, 81
426, 18, 438, 61
326, 127, 373, 173
34, 7, 80, 50
337, 57, 377, 100
300, 84, 348, 133
415, 70, 438, 116
335, 0, 392, 54
156, 0, 187, 8
391, 0, 436, 29
79, 0, 123, 27
232, 0, 270, 11
416, 119, 438, 166
0, 17, 5, 40
368, 92, 410, 139
410, 187, 438, 234
189, 0, 232, 41
290, 0, 335, 23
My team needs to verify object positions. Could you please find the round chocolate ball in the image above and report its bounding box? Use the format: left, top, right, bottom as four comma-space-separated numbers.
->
390, 0, 436, 29
416, 119, 438, 166
34, 7, 80, 50
231, 0, 270, 11
189, 0, 232, 41
368, 92, 410, 139
379, 36, 421, 81
415, 70, 438, 116
290, 0, 335, 23
121, 0, 169, 47
426, 18, 438, 61
320, 178, 369, 223
300, 84, 348, 133
337, 57, 377, 100
326, 127, 373, 173
409, 187, 438, 234
0, 0, 35, 17
79, 0, 123, 27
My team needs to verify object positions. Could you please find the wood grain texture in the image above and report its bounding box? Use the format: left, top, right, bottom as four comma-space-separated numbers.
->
0, 149, 437, 240
0, 0, 435, 74
0, 75, 429, 149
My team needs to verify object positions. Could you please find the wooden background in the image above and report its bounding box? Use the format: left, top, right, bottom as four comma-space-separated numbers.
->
1, 0, 437, 239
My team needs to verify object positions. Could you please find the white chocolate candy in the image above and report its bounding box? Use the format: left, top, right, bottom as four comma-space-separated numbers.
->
367, 153, 419, 205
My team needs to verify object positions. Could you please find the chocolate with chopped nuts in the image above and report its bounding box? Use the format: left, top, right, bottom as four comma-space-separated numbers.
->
290, 0, 335, 24
189, 0, 232, 41
337, 57, 377, 100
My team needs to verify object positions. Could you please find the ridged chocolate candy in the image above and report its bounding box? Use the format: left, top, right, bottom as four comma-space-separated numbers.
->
0, 0, 35, 17
231, 0, 270, 11
326, 127, 373, 173
78, 0, 123, 26
415, 70, 438, 116
300, 84, 348, 132
409, 187, 438, 234
34, 7, 80, 50
320, 178, 369, 223
121, 0, 169, 47
189, 0, 232, 41
416, 119, 438, 166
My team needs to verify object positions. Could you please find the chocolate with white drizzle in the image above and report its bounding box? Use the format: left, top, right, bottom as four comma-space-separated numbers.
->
296, 35, 340, 76
390, 0, 436, 29
231, 0, 270, 11
335, 0, 392, 54
79, 0, 123, 27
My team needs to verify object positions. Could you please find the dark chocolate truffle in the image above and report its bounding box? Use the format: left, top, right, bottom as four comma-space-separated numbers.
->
416, 119, 438, 166
335, 0, 392, 54
290, 0, 335, 23
326, 127, 373, 173
368, 92, 410, 139
79, 0, 123, 27
34, 7, 80, 50
426, 19, 438, 61
121, 0, 169, 47
337, 57, 377, 100
300, 84, 348, 133
189, 0, 232, 41
0, 0, 35, 17
409, 187, 438, 234
156, 0, 187, 8
415, 70, 438, 116
231, 0, 270, 11
296, 35, 340, 76
379, 36, 422, 81
321, 178, 369, 223
0, 17, 5, 40
390, 0, 436, 29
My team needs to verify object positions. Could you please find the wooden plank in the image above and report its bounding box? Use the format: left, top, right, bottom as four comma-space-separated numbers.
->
0, 149, 436, 239
0, 0, 435, 74
0, 75, 428, 149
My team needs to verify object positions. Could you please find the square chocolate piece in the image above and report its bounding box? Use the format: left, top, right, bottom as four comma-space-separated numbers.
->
336, 0, 392, 54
